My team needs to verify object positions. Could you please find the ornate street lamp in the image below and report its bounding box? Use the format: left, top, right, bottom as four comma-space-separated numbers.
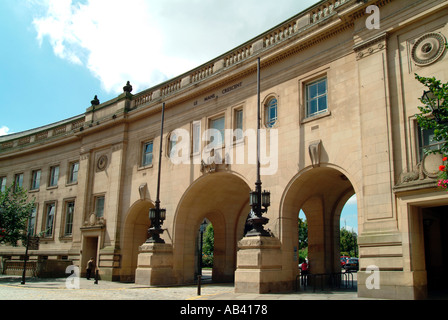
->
246, 58, 272, 237
421, 90, 447, 124
147, 103, 167, 244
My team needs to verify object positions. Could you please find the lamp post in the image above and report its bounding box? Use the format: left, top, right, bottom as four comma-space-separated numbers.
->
21, 210, 33, 285
246, 58, 271, 237
421, 90, 447, 125
147, 103, 167, 244
198, 219, 207, 277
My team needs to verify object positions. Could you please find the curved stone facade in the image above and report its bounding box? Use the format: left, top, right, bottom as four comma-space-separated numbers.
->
1, 0, 447, 299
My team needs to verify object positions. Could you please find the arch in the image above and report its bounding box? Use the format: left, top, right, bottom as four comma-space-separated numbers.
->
172, 171, 251, 284
120, 199, 154, 282
280, 164, 358, 277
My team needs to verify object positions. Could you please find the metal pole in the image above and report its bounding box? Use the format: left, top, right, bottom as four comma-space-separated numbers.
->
256, 57, 262, 218
147, 102, 166, 243
21, 233, 30, 285
197, 275, 202, 296
154, 102, 165, 230
21, 213, 33, 285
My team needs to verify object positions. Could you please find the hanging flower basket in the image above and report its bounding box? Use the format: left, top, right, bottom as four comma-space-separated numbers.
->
438, 156, 448, 190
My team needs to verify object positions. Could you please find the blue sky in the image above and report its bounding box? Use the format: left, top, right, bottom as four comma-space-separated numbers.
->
0, 0, 319, 135
300, 195, 359, 234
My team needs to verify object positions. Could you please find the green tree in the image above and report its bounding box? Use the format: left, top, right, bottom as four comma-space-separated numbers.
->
0, 184, 35, 247
298, 216, 308, 263
298, 216, 308, 250
415, 74, 448, 154
202, 224, 214, 267
340, 228, 358, 257
415, 74, 448, 189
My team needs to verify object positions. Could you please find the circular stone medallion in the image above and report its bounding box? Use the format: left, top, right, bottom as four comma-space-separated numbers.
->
411, 33, 446, 66
97, 155, 108, 171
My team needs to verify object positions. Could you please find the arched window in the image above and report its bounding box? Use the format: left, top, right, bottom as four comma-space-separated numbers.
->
265, 97, 278, 128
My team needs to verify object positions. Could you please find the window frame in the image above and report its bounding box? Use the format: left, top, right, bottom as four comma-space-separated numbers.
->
233, 107, 244, 142
192, 120, 202, 156
416, 123, 445, 162
207, 114, 226, 150
43, 202, 57, 239
31, 169, 41, 191
68, 161, 79, 184
14, 173, 24, 191
0, 176, 6, 192
94, 195, 105, 219
62, 200, 75, 238
28, 205, 38, 237
264, 97, 278, 128
167, 131, 178, 159
305, 77, 328, 118
48, 165, 60, 188
141, 140, 154, 167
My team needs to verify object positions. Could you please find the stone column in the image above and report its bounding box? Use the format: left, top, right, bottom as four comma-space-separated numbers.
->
135, 242, 175, 286
234, 236, 285, 293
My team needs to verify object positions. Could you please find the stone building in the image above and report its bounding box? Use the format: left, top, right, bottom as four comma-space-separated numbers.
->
1, 0, 447, 299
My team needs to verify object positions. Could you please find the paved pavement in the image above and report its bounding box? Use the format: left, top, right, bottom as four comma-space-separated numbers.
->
0, 274, 370, 301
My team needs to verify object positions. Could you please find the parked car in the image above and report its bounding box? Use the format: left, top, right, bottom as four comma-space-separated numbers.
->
343, 258, 359, 272
340, 256, 349, 267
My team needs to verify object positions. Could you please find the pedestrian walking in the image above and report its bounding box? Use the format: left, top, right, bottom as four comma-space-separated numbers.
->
86, 257, 95, 280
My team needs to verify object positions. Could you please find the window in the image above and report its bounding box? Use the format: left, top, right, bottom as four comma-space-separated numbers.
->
44, 203, 56, 238
417, 126, 445, 161
31, 170, 41, 190
168, 132, 177, 158
64, 201, 75, 237
49, 166, 59, 187
0, 177, 6, 192
142, 141, 153, 166
209, 116, 225, 148
265, 98, 278, 128
234, 109, 244, 141
28, 206, 37, 236
192, 121, 201, 154
306, 78, 328, 118
14, 173, 23, 191
95, 196, 105, 218
68, 162, 79, 184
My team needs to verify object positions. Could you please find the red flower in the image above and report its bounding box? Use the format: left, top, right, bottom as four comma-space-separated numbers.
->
440, 165, 446, 171
443, 157, 448, 162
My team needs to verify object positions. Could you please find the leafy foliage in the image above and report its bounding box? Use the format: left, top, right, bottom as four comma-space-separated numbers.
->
298, 216, 308, 249
415, 74, 448, 190
202, 224, 214, 267
0, 184, 35, 247
340, 228, 358, 257
415, 74, 448, 155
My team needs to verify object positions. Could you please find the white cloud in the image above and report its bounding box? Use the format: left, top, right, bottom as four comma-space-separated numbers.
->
0, 126, 11, 136
29, 0, 319, 94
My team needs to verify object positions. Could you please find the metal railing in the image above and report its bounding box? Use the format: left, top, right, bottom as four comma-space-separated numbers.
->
296, 272, 355, 292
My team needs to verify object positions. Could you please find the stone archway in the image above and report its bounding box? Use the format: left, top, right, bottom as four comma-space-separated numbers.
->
281, 165, 358, 278
120, 199, 154, 282
172, 172, 251, 284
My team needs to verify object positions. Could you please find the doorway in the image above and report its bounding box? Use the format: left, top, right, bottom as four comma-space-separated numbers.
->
422, 206, 448, 296
82, 236, 98, 277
